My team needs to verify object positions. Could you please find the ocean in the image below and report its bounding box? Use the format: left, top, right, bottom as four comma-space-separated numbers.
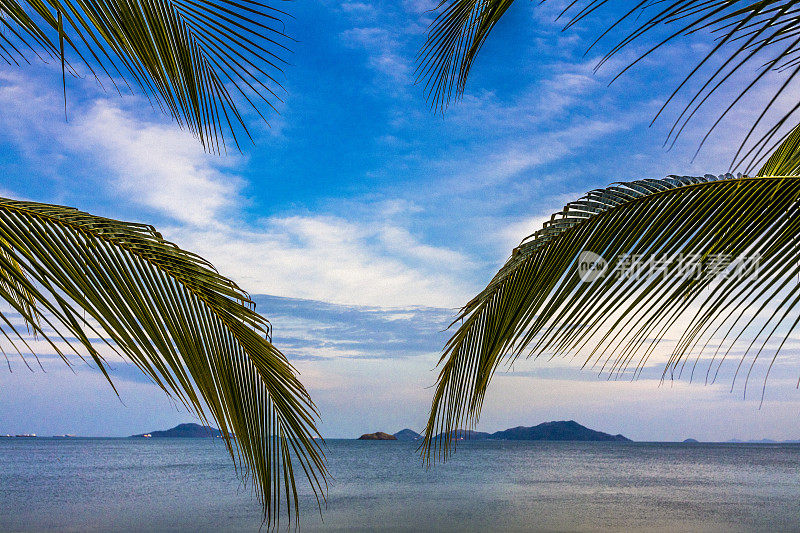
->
1, 438, 799, 532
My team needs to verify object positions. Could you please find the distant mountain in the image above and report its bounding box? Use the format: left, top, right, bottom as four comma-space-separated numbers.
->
437, 429, 492, 440
358, 432, 397, 441
393, 429, 422, 441
130, 423, 223, 438
433, 421, 631, 442
491, 421, 630, 442
683, 438, 699, 443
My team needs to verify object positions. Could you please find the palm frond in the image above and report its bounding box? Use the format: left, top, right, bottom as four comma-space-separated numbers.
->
0, 197, 326, 525
0, 0, 292, 151
422, 169, 800, 462
416, 0, 515, 112
758, 122, 800, 176
0, 236, 41, 340
418, 0, 800, 171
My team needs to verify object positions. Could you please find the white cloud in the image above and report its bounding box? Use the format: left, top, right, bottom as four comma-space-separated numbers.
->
378, 225, 469, 265
165, 214, 472, 307
0, 70, 241, 227
432, 118, 625, 195
340, 2, 375, 15
74, 101, 242, 227
340, 27, 411, 85
448, 69, 600, 131
0, 71, 477, 308
402, 0, 436, 15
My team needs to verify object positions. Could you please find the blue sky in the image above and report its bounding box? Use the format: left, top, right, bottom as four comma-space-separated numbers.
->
2, 0, 800, 440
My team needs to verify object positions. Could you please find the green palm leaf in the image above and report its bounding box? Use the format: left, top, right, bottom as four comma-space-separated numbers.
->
417, 0, 514, 112
0, 197, 326, 525
759, 120, 800, 176
418, 0, 800, 170
1, 0, 291, 150
422, 131, 800, 462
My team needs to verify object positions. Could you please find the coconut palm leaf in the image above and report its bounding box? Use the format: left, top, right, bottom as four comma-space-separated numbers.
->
759, 118, 800, 175
0, 0, 292, 151
416, 0, 514, 112
421, 130, 800, 463
0, 196, 326, 525
418, 0, 800, 171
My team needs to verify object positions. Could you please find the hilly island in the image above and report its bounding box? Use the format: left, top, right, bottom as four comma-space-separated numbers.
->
130, 423, 224, 438
360, 421, 631, 442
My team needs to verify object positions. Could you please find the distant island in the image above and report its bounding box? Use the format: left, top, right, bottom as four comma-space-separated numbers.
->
394, 429, 422, 441
356, 421, 630, 442
683, 438, 699, 443
130, 423, 226, 438
358, 432, 397, 440
357, 429, 422, 441
434, 420, 631, 442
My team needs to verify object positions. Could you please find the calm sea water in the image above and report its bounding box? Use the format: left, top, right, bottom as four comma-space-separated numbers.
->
1, 438, 799, 532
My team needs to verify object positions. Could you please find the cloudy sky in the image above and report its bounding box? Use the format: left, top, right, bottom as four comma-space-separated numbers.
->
2, 0, 800, 440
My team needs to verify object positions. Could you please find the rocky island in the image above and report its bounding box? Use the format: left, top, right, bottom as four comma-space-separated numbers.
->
357, 432, 397, 440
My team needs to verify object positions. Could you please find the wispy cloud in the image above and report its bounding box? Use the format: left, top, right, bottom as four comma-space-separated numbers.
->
340, 2, 376, 17
253, 294, 453, 360
0, 71, 476, 308
166, 213, 473, 307
340, 26, 411, 87
74, 101, 243, 227
336, 0, 441, 91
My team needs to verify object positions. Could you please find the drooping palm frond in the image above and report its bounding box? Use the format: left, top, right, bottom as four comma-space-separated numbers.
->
0, 197, 326, 525
416, 0, 515, 112
1, 0, 292, 151
0, 236, 41, 342
418, 0, 800, 171
421, 140, 800, 463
